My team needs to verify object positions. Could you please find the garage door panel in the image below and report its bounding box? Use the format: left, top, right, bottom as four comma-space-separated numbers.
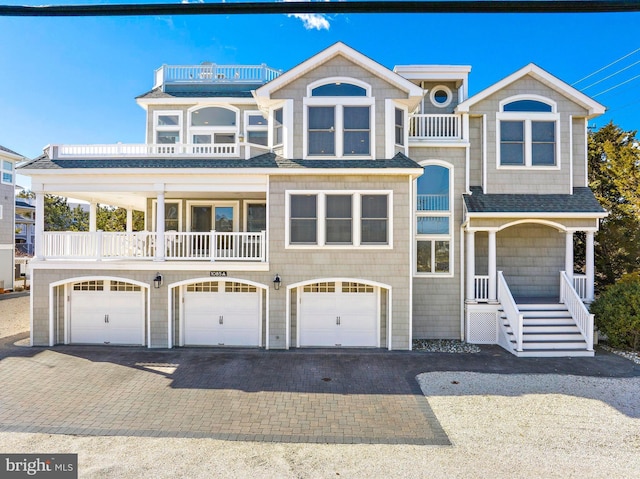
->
70, 292, 106, 344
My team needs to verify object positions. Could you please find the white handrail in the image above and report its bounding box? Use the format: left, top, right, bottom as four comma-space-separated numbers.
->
474, 275, 490, 302
498, 271, 524, 352
572, 274, 588, 301
155, 64, 281, 87
55, 143, 238, 158
560, 271, 594, 351
164, 231, 265, 261
409, 114, 461, 139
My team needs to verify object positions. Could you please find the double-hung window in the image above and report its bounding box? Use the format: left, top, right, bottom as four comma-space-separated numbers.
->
395, 108, 405, 146
304, 79, 373, 158
1, 160, 14, 185
273, 108, 283, 146
415, 164, 452, 275
497, 97, 559, 168
154, 111, 182, 145
245, 111, 268, 146
288, 191, 391, 248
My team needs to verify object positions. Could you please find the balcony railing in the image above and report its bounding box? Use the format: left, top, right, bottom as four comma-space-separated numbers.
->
154, 64, 282, 88
41, 231, 266, 262
409, 114, 462, 140
53, 143, 238, 159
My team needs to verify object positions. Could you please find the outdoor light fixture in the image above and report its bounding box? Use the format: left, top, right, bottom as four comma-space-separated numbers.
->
273, 273, 281, 291
153, 273, 163, 289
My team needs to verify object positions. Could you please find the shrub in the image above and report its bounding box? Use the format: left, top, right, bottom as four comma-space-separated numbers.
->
591, 272, 640, 351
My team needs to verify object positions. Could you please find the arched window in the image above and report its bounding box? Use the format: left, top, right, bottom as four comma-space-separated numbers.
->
189, 106, 238, 147
415, 164, 452, 275
498, 96, 559, 167
311, 83, 367, 97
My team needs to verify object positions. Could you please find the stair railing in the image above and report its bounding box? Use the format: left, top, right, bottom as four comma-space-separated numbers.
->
560, 271, 594, 351
497, 271, 524, 352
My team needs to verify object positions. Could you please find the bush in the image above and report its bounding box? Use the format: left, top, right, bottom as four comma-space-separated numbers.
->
591, 272, 640, 351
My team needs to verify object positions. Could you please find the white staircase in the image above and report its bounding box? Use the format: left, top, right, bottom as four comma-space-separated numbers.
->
500, 303, 594, 357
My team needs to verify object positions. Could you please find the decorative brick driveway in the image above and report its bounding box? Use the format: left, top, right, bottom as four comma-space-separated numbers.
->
1, 332, 637, 445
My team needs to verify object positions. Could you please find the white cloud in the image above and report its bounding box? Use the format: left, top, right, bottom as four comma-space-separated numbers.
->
287, 13, 330, 31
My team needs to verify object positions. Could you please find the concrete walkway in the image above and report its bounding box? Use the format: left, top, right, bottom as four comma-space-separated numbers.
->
1, 331, 638, 445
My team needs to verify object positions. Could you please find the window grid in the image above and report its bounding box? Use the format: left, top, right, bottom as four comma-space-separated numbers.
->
225, 282, 257, 293
303, 282, 336, 293
342, 282, 374, 293
110, 281, 142, 292
187, 282, 219, 292
73, 280, 104, 291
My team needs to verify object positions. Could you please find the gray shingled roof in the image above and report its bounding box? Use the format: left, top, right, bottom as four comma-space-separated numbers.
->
463, 186, 606, 214
0, 145, 22, 156
136, 87, 254, 99
19, 152, 422, 171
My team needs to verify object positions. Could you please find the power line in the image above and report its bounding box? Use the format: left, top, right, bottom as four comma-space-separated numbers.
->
1, 1, 640, 17
572, 46, 640, 86
580, 58, 640, 90
593, 72, 640, 97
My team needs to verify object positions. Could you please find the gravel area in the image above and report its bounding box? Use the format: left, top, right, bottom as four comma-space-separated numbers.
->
413, 339, 481, 353
1, 296, 639, 478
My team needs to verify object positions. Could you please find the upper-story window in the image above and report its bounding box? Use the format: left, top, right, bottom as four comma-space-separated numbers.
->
415, 164, 452, 275
430, 85, 453, 108
395, 108, 405, 146
273, 108, 283, 146
245, 111, 268, 146
497, 96, 559, 168
304, 78, 374, 158
1, 160, 14, 185
190, 106, 238, 146
154, 111, 182, 144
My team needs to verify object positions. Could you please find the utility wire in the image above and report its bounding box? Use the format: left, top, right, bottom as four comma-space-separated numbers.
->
580, 58, 640, 90
592, 73, 640, 97
1, 1, 640, 17
572, 46, 640, 86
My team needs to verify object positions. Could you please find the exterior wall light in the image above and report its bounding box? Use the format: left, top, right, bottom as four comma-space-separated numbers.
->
273, 273, 281, 290
154, 273, 163, 289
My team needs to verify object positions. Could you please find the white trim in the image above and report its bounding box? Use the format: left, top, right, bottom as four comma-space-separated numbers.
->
153, 110, 183, 145
408, 176, 414, 350
137, 97, 258, 109
569, 114, 574, 194
1, 159, 15, 185
185, 200, 239, 232
283, 100, 294, 157
0, 243, 12, 250
466, 212, 607, 220
187, 104, 239, 148
243, 110, 269, 147
456, 63, 606, 117
306, 76, 372, 97
482, 114, 487, 194
385, 100, 408, 158
152, 199, 183, 232
29, 260, 271, 272
285, 190, 393, 249
243, 200, 267, 233
430, 85, 453, 108
498, 94, 557, 113
584, 118, 589, 187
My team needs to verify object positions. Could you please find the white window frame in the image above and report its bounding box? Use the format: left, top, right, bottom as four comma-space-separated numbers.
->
430, 85, 453, 109
186, 200, 239, 233
153, 110, 183, 145
243, 200, 267, 233
187, 105, 239, 148
414, 161, 454, 277
244, 110, 268, 147
496, 95, 561, 170
271, 107, 284, 148
303, 77, 375, 159
0, 204, 3, 219
151, 199, 183, 232
2, 159, 15, 185
285, 190, 393, 249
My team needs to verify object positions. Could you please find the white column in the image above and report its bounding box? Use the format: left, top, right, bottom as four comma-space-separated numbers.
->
126, 208, 133, 233
89, 202, 97, 232
488, 230, 497, 302
34, 191, 45, 259
565, 231, 574, 279
586, 231, 595, 302
155, 192, 165, 261
465, 230, 475, 302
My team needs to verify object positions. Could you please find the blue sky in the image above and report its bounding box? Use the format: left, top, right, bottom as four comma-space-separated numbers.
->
1, 1, 639, 187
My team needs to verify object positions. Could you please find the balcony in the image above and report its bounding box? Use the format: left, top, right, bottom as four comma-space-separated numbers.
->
409, 114, 462, 142
51, 143, 239, 159
41, 231, 266, 262
154, 64, 282, 89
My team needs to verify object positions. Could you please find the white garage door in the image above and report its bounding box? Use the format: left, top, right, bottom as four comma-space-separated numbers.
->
183, 281, 261, 346
299, 281, 379, 347
70, 280, 145, 345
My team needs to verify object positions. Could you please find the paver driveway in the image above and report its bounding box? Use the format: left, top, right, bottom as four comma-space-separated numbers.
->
1, 331, 637, 445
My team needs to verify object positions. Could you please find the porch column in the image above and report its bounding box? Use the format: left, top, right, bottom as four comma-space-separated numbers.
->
586, 231, 595, 302
34, 191, 44, 259
155, 191, 165, 261
565, 231, 574, 279
465, 230, 475, 302
488, 230, 497, 302
126, 207, 133, 233
89, 201, 97, 232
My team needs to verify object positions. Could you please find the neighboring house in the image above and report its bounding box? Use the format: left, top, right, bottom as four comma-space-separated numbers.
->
0, 145, 24, 292
19, 43, 607, 357
15, 197, 35, 257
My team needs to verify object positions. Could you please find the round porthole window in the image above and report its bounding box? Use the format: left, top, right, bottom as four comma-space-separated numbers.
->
430, 85, 453, 108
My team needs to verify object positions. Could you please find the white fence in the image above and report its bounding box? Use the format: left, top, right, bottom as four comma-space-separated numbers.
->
409, 114, 461, 140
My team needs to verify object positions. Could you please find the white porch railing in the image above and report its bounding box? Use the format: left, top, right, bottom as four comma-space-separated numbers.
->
154, 64, 281, 88
498, 271, 524, 352
572, 274, 588, 301
474, 275, 490, 302
416, 194, 449, 211
560, 271, 594, 351
409, 114, 462, 140
164, 231, 265, 262
42, 231, 265, 262
55, 143, 238, 158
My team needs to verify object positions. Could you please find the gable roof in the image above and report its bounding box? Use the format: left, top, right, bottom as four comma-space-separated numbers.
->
0, 145, 24, 160
254, 42, 424, 101
456, 63, 606, 118
463, 186, 607, 215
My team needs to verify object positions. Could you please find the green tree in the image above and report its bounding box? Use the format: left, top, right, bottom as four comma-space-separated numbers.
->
579, 122, 640, 291
96, 205, 144, 231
